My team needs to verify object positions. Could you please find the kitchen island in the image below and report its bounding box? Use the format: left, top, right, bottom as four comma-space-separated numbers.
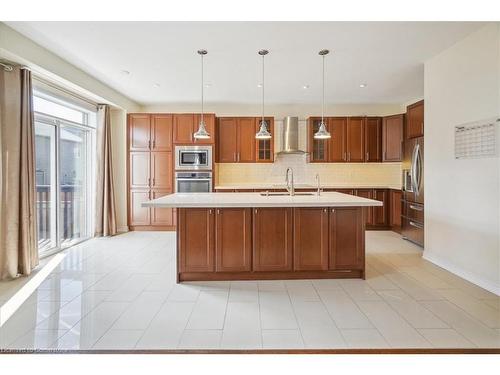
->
143, 192, 382, 282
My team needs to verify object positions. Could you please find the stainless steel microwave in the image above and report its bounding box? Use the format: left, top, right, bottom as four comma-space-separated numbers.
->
175, 145, 212, 171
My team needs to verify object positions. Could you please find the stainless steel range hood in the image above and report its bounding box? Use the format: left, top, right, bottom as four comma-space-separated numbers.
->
276, 116, 307, 155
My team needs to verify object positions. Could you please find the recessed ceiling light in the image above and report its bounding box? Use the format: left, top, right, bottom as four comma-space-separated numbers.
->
121, 70, 130, 75
359, 83, 367, 88
257, 83, 263, 88
302, 85, 310, 89
153, 83, 161, 88
204, 83, 212, 88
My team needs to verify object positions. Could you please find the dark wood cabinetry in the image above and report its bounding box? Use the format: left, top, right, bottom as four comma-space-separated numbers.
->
389, 189, 402, 232
372, 189, 388, 226
253, 207, 293, 272
128, 114, 175, 231
406, 100, 424, 139
329, 207, 364, 271
354, 188, 391, 229
364, 117, 382, 162
308, 116, 399, 164
382, 114, 403, 161
216, 117, 274, 163
293, 208, 329, 271
355, 189, 374, 226
255, 118, 274, 162
178, 208, 215, 273
173, 113, 215, 144
177, 206, 366, 281
217, 117, 239, 162
346, 117, 365, 162
215, 208, 252, 272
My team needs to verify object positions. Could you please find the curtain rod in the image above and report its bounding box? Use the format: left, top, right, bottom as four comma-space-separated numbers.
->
0, 62, 13, 72
33, 75, 98, 108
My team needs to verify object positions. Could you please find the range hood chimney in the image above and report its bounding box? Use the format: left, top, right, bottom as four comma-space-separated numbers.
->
276, 116, 307, 155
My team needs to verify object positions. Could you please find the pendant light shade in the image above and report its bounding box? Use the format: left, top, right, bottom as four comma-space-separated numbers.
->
314, 49, 331, 140
194, 49, 210, 140
256, 49, 272, 140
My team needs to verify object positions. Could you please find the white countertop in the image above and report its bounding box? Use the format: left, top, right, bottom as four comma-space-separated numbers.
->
214, 183, 401, 190
142, 192, 383, 208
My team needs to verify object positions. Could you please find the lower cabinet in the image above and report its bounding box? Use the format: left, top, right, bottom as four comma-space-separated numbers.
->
215, 208, 252, 272
129, 189, 175, 229
253, 207, 293, 271
389, 189, 402, 231
372, 189, 388, 226
355, 189, 374, 226
293, 208, 329, 271
178, 208, 215, 273
329, 207, 364, 270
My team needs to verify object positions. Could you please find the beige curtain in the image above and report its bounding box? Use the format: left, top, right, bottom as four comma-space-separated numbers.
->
95, 104, 117, 237
0, 66, 39, 280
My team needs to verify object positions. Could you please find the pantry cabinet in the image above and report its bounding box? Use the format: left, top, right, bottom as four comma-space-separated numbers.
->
128, 114, 175, 231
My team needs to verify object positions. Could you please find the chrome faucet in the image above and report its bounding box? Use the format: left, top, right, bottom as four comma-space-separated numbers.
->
285, 167, 295, 196
315, 173, 321, 196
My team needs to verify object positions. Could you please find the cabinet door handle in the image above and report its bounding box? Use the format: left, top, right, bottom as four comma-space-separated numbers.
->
233, 152, 236, 162
409, 204, 423, 211
148, 178, 151, 186
217, 209, 220, 214
348, 152, 351, 161
152, 140, 156, 149
254, 208, 258, 214
343, 152, 346, 161
148, 140, 151, 149
152, 178, 155, 186
323, 208, 327, 213
331, 208, 335, 213
366, 152, 369, 161
209, 209, 213, 215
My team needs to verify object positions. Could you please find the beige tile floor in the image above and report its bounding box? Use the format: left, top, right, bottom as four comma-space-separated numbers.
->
0, 230, 499, 350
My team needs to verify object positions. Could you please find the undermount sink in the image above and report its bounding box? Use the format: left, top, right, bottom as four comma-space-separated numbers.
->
259, 192, 316, 197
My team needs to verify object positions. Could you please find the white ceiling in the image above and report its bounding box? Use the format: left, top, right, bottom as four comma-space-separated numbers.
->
6, 21, 485, 106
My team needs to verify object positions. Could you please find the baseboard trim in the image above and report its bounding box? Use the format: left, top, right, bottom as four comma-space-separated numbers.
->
423, 251, 500, 296
117, 226, 129, 233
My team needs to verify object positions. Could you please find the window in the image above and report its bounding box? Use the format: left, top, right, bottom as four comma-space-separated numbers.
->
34, 87, 96, 257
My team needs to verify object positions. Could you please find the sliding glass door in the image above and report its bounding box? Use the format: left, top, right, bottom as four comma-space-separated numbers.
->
35, 121, 57, 253
34, 90, 95, 257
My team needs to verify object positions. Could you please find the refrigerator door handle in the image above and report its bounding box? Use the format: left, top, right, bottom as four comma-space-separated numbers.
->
414, 144, 422, 196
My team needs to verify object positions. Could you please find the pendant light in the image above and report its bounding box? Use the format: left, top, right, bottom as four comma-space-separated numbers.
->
255, 49, 272, 139
193, 49, 210, 139
314, 49, 331, 139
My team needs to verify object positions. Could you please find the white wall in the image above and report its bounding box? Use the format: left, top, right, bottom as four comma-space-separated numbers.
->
424, 23, 500, 295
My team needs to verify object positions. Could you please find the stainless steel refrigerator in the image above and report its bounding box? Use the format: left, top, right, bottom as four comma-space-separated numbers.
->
401, 136, 424, 247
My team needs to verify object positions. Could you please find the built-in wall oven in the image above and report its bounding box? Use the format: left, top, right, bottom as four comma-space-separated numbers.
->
175, 145, 212, 171
175, 171, 212, 193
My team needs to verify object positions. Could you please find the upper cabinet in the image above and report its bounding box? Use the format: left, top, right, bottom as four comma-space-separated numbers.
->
173, 113, 215, 145
151, 114, 173, 151
329, 117, 347, 162
255, 117, 274, 163
382, 114, 403, 161
406, 100, 424, 139
307, 116, 399, 164
216, 117, 273, 163
346, 117, 365, 162
129, 114, 151, 151
364, 117, 382, 162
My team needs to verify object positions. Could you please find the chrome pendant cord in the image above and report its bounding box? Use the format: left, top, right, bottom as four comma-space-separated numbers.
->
321, 52, 325, 125
261, 51, 265, 125
200, 51, 204, 125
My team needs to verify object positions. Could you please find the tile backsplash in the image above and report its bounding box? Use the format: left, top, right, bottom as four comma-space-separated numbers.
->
216, 154, 402, 189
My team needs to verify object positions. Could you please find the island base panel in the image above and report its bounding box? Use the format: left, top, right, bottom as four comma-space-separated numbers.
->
178, 269, 363, 282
